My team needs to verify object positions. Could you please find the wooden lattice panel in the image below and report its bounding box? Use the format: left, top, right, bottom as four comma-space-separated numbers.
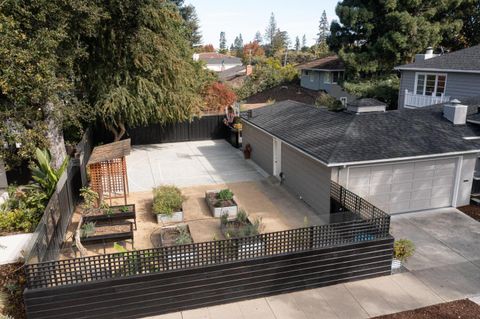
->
89, 157, 128, 205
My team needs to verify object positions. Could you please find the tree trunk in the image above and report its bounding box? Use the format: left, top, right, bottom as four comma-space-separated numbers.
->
106, 122, 126, 142
44, 102, 67, 170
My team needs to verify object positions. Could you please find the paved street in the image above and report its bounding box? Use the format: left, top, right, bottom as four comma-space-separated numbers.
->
144, 208, 480, 319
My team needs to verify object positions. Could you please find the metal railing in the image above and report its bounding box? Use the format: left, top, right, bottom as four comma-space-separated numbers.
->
25, 182, 390, 289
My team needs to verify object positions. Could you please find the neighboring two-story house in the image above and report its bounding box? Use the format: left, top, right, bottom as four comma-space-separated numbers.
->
395, 45, 480, 109
298, 55, 356, 105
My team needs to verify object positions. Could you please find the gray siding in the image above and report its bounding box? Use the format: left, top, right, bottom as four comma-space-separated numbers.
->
300, 70, 324, 91
398, 70, 416, 108
242, 123, 273, 175
398, 70, 480, 108
445, 73, 480, 101
0, 160, 7, 189
281, 144, 331, 216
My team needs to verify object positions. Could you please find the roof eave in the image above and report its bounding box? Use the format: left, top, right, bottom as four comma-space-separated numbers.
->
395, 66, 480, 74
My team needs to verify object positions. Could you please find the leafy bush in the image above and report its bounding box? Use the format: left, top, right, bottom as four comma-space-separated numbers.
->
175, 225, 193, 245
394, 239, 415, 262
81, 222, 96, 238
217, 189, 234, 202
203, 82, 237, 112
343, 75, 400, 108
315, 93, 343, 111
235, 57, 299, 100
0, 188, 48, 234
29, 148, 69, 197
152, 186, 184, 217
223, 210, 264, 239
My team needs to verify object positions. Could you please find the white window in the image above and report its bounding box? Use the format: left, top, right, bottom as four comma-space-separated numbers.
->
415, 73, 447, 97
309, 71, 315, 82
324, 72, 331, 84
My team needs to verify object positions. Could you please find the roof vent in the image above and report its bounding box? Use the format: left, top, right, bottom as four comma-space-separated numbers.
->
443, 99, 468, 125
415, 46, 439, 62
346, 98, 387, 114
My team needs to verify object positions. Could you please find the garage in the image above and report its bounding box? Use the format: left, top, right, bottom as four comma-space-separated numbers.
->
347, 158, 458, 214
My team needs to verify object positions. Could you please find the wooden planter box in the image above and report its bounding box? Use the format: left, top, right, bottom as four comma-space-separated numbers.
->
156, 208, 183, 224
79, 221, 134, 246
159, 225, 195, 265
205, 191, 238, 218
84, 204, 137, 230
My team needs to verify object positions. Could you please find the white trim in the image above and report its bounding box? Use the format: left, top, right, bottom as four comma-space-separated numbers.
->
273, 138, 282, 177
452, 156, 463, 207
242, 120, 480, 168
414, 72, 447, 97
395, 67, 480, 74
463, 136, 480, 140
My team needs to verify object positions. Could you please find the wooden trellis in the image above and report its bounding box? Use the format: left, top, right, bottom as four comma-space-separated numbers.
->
87, 139, 131, 205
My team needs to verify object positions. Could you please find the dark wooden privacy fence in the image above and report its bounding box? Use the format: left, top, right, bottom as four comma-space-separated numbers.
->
24, 237, 393, 319
95, 115, 227, 145
24, 131, 93, 264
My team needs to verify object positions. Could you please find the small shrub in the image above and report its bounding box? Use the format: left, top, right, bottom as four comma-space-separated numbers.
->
120, 206, 130, 213
81, 222, 96, 238
217, 189, 234, 202
153, 186, 184, 217
104, 207, 114, 217
220, 213, 229, 225
394, 239, 415, 262
175, 226, 193, 245
315, 93, 343, 111
80, 186, 99, 211
236, 209, 248, 224
343, 75, 399, 108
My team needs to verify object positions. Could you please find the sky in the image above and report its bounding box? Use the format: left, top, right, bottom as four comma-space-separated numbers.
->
186, 0, 340, 48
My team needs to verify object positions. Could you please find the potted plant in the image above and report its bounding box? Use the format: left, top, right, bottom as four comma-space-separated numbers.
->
153, 186, 185, 223
220, 210, 265, 256
205, 189, 238, 218
392, 239, 415, 270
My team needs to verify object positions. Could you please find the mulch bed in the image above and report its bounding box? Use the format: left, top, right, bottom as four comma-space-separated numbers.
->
88, 223, 131, 236
0, 262, 26, 319
458, 205, 480, 222
373, 299, 480, 319
206, 192, 235, 207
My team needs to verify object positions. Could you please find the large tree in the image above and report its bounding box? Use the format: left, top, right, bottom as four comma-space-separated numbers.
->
328, 0, 467, 75
316, 10, 329, 55
170, 0, 202, 46
0, 0, 102, 169
81, 0, 208, 141
219, 31, 227, 54
264, 12, 277, 54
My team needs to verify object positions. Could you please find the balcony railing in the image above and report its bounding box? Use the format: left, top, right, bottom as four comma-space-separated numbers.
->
404, 89, 450, 108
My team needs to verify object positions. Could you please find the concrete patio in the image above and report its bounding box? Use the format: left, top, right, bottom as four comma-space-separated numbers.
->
144, 208, 480, 319
126, 140, 265, 192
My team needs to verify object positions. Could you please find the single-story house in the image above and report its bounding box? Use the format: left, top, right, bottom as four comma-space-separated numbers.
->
395, 45, 480, 109
298, 55, 356, 105
193, 52, 243, 72
242, 99, 480, 215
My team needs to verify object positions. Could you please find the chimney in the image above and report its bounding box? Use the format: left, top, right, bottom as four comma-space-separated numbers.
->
246, 65, 253, 76
443, 99, 468, 125
415, 46, 438, 62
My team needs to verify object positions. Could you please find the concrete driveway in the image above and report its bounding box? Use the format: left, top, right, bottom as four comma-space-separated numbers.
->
144, 208, 480, 319
126, 140, 265, 192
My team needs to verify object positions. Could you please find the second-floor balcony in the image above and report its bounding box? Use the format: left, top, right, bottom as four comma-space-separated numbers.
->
404, 89, 450, 108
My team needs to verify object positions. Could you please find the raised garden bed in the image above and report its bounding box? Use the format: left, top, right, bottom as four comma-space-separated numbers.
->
153, 186, 184, 224
205, 189, 238, 218
159, 225, 194, 266
79, 221, 134, 247
220, 211, 265, 256
373, 299, 480, 319
83, 204, 137, 229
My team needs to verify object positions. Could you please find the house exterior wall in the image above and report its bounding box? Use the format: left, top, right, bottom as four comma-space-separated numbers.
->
398, 70, 416, 108
242, 123, 273, 175
398, 70, 480, 108
300, 70, 323, 90
281, 143, 331, 217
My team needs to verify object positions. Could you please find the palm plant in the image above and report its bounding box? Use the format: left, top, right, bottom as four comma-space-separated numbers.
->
29, 148, 68, 197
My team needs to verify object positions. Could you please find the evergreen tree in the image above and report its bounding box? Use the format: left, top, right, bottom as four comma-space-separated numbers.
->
219, 31, 227, 54
328, 0, 466, 75
254, 31, 263, 44
295, 36, 301, 52
181, 5, 202, 47
316, 10, 329, 54
301, 34, 308, 52
82, 0, 208, 141
454, 0, 480, 48
233, 34, 244, 58
271, 29, 290, 56
264, 13, 277, 46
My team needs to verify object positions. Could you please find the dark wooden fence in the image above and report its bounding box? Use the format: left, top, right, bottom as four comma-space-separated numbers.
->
24, 130, 93, 264
95, 115, 227, 145
23, 182, 393, 319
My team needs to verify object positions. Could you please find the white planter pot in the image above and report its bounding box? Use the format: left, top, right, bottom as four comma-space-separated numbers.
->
156, 210, 183, 224
205, 191, 238, 218
391, 258, 402, 270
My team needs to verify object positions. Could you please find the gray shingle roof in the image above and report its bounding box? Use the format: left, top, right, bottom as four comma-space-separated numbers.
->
242, 100, 480, 166
395, 45, 480, 72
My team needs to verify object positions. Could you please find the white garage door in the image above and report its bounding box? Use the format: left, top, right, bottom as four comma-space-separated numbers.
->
347, 158, 458, 214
